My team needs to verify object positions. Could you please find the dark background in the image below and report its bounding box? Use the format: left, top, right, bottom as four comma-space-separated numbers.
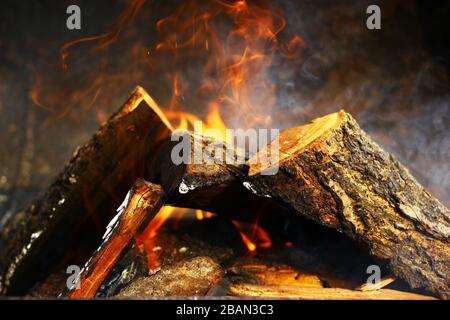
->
0, 0, 449, 228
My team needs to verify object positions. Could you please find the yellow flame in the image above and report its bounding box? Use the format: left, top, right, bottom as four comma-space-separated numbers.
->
140, 206, 176, 239
232, 220, 257, 252
196, 209, 204, 221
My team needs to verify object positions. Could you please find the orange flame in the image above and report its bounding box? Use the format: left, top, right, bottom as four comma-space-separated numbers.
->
204, 211, 215, 219
135, 206, 216, 271
196, 209, 204, 221
31, 0, 303, 135
194, 209, 215, 221
31, 0, 301, 261
60, 0, 146, 71
151, 0, 304, 133
232, 220, 272, 253
241, 233, 257, 252
135, 206, 176, 272
232, 220, 257, 252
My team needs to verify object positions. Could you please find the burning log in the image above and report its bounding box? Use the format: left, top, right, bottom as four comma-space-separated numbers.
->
1, 86, 447, 300
247, 111, 450, 299
147, 131, 283, 220
147, 131, 244, 212
0, 87, 172, 295
69, 179, 165, 298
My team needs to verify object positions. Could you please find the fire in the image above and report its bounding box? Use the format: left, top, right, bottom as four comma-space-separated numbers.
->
141, 206, 175, 239
195, 209, 216, 221
135, 206, 216, 271
232, 220, 257, 252
30, 0, 303, 138
30, 0, 301, 263
240, 232, 257, 252
204, 211, 215, 219
232, 220, 273, 253
196, 209, 204, 221
60, 0, 146, 70
151, 0, 304, 132
135, 206, 176, 272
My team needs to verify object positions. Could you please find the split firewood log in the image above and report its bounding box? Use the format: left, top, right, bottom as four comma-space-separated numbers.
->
147, 131, 290, 224
147, 131, 250, 213
228, 284, 436, 300
0, 87, 172, 295
69, 179, 165, 298
246, 110, 450, 299
149, 132, 239, 193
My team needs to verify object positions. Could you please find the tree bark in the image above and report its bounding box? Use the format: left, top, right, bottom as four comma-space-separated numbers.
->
247, 111, 450, 299
0, 87, 172, 295
116, 256, 223, 298
69, 179, 166, 298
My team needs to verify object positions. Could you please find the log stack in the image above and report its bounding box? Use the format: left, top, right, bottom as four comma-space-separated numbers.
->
0, 87, 448, 299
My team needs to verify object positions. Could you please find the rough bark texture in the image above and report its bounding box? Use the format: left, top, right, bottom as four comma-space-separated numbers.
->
69, 179, 165, 298
116, 256, 223, 297
0, 87, 172, 295
247, 111, 450, 299
2, 99, 448, 300
147, 131, 248, 213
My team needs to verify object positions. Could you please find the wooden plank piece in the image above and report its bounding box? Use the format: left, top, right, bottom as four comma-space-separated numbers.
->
229, 284, 436, 300
69, 179, 165, 298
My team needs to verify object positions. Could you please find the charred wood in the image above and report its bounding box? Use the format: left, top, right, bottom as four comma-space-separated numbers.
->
0, 87, 172, 295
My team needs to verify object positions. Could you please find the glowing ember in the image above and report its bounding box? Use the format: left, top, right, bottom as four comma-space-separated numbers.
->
196, 209, 204, 221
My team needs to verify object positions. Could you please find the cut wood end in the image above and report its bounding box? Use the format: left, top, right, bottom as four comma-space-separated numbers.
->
124, 86, 174, 131
248, 110, 348, 176
119, 180, 165, 235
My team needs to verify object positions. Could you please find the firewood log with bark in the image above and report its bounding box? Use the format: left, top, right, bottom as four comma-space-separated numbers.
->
0, 87, 172, 295
246, 111, 450, 299
147, 131, 244, 212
